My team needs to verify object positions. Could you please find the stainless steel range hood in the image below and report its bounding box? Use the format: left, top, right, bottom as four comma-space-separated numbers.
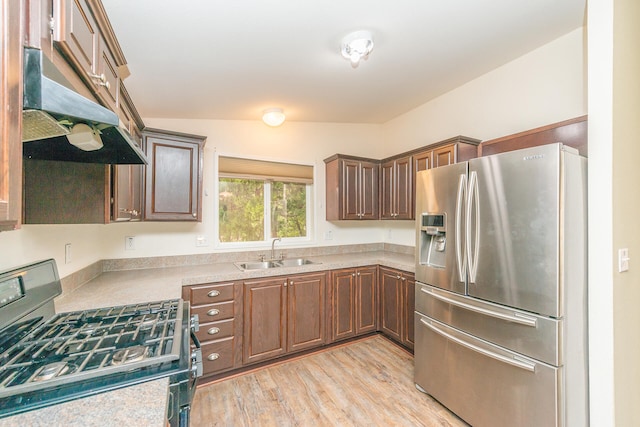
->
22, 47, 147, 165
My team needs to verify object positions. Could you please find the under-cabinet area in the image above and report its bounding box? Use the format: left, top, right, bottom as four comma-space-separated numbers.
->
175, 255, 416, 383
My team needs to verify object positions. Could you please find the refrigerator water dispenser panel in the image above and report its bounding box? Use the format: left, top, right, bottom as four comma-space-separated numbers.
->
419, 214, 446, 268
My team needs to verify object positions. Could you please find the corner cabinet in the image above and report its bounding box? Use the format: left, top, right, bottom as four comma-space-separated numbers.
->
142, 128, 206, 221
379, 267, 415, 350
380, 155, 413, 220
0, 0, 23, 231
330, 266, 377, 342
324, 155, 379, 220
243, 272, 326, 365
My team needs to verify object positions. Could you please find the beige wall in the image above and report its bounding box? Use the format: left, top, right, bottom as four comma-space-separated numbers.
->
382, 28, 587, 246
612, 0, 640, 424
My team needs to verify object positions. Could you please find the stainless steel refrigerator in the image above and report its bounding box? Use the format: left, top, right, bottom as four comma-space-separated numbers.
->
414, 143, 588, 427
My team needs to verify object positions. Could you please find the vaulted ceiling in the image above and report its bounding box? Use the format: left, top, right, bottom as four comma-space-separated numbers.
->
103, 0, 586, 124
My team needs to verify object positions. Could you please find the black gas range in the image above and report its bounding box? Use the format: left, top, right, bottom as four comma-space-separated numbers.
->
0, 259, 202, 426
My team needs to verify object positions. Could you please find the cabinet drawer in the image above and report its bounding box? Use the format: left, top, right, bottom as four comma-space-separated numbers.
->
195, 318, 234, 343
188, 283, 234, 305
200, 337, 234, 374
192, 301, 234, 321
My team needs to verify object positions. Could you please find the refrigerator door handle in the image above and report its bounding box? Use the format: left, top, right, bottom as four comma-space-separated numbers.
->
466, 170, 480, 283
419, 286, 538, 327
419, 317, 537, 373
455, 174, 467, 282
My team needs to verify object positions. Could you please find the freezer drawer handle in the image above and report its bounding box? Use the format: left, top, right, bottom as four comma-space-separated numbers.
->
420, 318, 537, 373
420, 287, 537, 327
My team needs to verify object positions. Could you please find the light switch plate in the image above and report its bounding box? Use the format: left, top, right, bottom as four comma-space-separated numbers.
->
618, 248, 629, 273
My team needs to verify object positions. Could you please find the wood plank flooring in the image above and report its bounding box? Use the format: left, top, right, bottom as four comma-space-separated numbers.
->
191, 335, 468, 427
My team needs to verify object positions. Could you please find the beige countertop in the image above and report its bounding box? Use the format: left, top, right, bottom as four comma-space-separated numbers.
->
6, 250, 413, 426
55, 250, 415, 312
0, 378, 168, 427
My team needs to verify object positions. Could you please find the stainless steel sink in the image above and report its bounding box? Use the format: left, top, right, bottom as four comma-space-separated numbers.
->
234, 261, 281, 270
234, 258, 318, 271
277, 258, 316, 267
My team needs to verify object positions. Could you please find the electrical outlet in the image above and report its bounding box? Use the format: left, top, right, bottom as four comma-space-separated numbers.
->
125, 236, 135, 251
195, 235, 209, 247
324, 231, 333, 240
65, 243, 72, 264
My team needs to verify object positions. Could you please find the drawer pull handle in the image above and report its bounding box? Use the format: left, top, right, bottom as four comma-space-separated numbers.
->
207, 353, 219, 361
207, 327, 220, 335
207, 309, 220, 316
207, 290, 221, 297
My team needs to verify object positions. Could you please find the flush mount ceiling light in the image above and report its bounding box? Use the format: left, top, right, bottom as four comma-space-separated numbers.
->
341, 30, 374, 68
262, 108, 286, 127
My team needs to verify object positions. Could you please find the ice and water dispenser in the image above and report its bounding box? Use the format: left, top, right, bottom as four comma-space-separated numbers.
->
418, 214, 446, 268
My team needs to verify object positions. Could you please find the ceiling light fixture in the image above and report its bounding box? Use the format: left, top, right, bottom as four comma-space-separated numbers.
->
341, 30, 374, 68
262, 108, 286, 127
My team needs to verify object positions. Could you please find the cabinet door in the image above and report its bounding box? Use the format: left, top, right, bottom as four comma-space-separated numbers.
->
112, 164, 143, 221
414, 150, 432, 173
403, 273, 415, 350
356, 267, 377, 334
143, 131, 205, 221
341, 159, 361, 219
243, 278, 287, 365
53, 0, 97, 77
95, 34, 119, 111
394, 156, 413, 220
0, 0, 23, 231
433, 144, 456, 168
359, 161, 379, 219
380, 160, 394, 220
379, 267, 402, 342
287, 273, 325, 352
332, 269, 356, 341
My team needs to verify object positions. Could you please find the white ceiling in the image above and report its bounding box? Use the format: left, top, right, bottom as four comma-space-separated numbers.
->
102, 0, 586, 124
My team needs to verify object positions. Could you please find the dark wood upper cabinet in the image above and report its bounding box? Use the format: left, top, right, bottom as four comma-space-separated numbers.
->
325, 155, 379, 221
0, 0, 23, 231
142, 128, 206, 221
479, 116, 588, 157
380, 155, 412, 220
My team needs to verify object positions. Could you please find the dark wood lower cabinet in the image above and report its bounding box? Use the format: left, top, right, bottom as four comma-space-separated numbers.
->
379, 267, 415, 350
379, 268, 403, 342
186, 265, 415, 381
243, 273, 326, 365
330, 266, 378, 342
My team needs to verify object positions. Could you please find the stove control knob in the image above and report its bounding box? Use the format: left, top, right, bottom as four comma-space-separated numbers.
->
190, 314, 200, 332
191, 349, 203, 378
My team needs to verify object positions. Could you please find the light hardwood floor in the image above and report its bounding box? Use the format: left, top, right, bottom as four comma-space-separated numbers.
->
192, 335, 468, 427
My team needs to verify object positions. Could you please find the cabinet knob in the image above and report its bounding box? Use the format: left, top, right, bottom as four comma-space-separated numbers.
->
284, 280, 288, 287
352, 273, 356, 277
192, 212, 197, 218
396, 275, 401, 279
290, 281, 294, 286
207, 290, 221, 297
207, 327, 220, 335
207, 308, 220, 316
207, 353, 219, 361
89, 72, 106, 83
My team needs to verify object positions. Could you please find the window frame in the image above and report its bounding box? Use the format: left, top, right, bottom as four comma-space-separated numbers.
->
215, 154, 314, 248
